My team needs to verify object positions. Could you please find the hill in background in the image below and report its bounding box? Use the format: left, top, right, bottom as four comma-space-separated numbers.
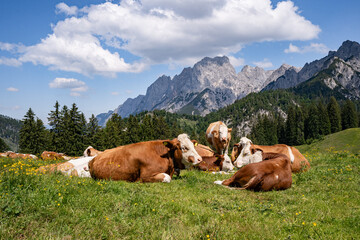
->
297, 128, 360, 154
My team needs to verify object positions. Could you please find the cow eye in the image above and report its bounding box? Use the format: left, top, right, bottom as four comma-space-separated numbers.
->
181, 146, 189, 152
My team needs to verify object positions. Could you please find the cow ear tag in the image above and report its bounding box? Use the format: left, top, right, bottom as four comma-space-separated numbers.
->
194, 142, 198, 146
163, 142, 168, 146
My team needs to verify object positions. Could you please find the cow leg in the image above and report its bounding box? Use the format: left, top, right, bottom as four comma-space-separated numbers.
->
141, 173, 172, 183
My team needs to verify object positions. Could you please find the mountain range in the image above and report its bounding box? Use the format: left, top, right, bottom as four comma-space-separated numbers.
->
97, 40, 360, 126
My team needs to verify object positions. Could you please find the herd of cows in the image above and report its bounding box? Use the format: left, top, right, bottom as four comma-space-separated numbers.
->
1, 121, 310, 191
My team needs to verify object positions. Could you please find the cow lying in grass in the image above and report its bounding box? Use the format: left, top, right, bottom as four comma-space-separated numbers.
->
37, 156, 94, 177
41, 151, 72, 161
0, 151, 38, 159
194, 143, 233, 172
215, 153, 292, 191
231, 137, 310, 172
89, 134, 202, 183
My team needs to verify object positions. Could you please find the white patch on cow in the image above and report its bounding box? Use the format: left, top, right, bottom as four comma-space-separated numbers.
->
207, 124, 216, 139
65, 156, 95, 178
287, 146, 295, 163
162, 173, 171, 183
275, 174, 279, 180
214, 180, 225, 185
234, 137, 262, 168
177, 133, 202, 167
29, 154, 37, 159
222, 155, 234, 171
219, 124, 228, 141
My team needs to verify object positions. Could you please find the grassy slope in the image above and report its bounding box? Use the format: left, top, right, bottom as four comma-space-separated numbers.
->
1, 148, 359, 239
297, 128, 360, 154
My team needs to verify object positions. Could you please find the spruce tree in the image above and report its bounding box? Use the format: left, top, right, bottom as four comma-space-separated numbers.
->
341, 100, 358, 130
285, 106, 297, 145
87, 114, 101, 148
48, 101, 61, 152
327, 97, 342, 133
19, 108, 47, 154
294, 107, 305, 145
304, 104, 320, 140
126, 115, 141, 144
317, 101, 331, 136
102, 113, 124, 149
140, 114, 154, 141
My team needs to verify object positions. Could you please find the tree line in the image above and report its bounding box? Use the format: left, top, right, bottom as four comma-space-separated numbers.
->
249, 97, 359, 145
19, 101, 182, 156
17, 96, 359, 156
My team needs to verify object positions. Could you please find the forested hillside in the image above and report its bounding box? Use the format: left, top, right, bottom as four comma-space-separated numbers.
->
0, 114, 22, 151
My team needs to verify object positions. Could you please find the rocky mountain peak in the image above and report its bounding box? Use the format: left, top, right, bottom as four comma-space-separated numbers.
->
335, 40, 360, 60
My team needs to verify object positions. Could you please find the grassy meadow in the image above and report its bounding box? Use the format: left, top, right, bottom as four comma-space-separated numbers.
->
1, 130, 359, 239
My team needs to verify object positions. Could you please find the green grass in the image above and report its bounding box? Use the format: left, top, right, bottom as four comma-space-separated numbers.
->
1, 148, 359, 239
297, 128, 360, 154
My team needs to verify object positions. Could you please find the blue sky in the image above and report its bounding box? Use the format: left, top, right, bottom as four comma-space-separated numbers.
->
1, 0, 359, 123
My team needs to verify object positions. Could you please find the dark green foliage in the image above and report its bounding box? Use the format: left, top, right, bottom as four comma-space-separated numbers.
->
19, 108, 47, 155
304, 104, 321, 141
317, 101, 331, 136
101, 113, 125, 149
0, 114, 22, 151
47, 101, 61, 152
0, 137, 10, 152
249, 114, 277, 145
86, 114, 102, 148
341, 100, 358, 130
327, 97, 342, 133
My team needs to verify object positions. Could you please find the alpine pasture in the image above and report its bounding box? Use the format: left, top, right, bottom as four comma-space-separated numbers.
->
1, 129, 359, 239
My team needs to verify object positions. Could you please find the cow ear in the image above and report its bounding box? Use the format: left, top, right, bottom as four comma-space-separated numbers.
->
191, 140, 198, 147
233, 143, 239, 147
228, 128, 232, 133
212, 130, 219, 138
163, 139, 180, 149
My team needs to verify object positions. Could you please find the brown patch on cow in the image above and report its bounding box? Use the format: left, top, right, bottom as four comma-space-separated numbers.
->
220, 153, 292, 191
89, 140, 185, 182
195, 155, 224, 172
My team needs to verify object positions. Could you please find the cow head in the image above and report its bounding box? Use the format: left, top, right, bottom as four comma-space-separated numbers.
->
83, 146, 102, 157
233, 137, 253, 168
164, 134, 202, 168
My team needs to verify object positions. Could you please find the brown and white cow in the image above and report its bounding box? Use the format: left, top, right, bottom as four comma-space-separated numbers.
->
0, 151, 38, 159
194, 143, 234, 172
37, 156, 94, 177
41, 151, 72, 161
88, 134, 202, 183
83, 146, 103, 157
206, 121, 232, 155
215, 153, 292, 191
195, 155, 225, 172
206, 121, 234, 171
231, 137, 310, 172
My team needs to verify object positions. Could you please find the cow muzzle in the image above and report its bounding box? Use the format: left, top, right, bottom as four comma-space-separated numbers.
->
188, 156, 202, 165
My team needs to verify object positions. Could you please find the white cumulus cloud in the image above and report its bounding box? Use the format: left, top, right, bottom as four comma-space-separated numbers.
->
7, 87, 19, 92
284, 43, 329, 54
253, 58, 273, 68
56, 2, 78, 16
2, 0, 320, 76
49, 77, 88, 96
228, 56, 245, 67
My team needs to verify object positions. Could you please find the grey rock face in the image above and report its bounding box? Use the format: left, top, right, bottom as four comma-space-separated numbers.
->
263, 40, 360, 92
96, 56, 297, 125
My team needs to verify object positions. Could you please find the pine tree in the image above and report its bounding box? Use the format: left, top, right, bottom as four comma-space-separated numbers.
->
285, 106, 297, 145
327, 97, 342, 133
276, 115, 286, 144
102, 113, 124, 149
19, 108, 47, 154
125, 115, 141, 144
87, 114, 101, 148
140, 114, 154, 141
294, 107, 305, 145
341, 100, 358, 130
304, 104, 320, 140
317, 101, 331, 136
48, 101, 61, 152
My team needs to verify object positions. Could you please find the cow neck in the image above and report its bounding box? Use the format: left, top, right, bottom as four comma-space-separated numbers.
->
168, 147, 185, 170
